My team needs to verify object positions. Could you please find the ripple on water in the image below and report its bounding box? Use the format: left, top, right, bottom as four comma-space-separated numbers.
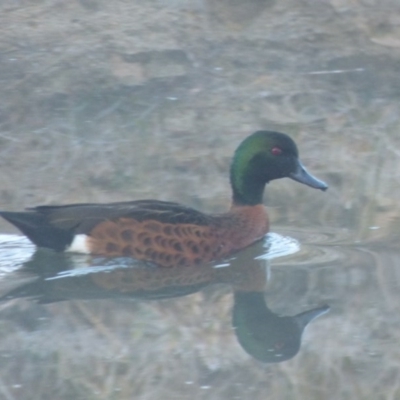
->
257, 232, 300, 260
266, 227, 353, 268
0, 235, 35, 276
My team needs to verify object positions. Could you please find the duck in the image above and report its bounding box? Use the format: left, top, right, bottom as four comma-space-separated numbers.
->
0, 130, 327, 267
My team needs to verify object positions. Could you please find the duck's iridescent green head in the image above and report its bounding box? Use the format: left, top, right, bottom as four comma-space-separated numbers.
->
230, 130, 328, 206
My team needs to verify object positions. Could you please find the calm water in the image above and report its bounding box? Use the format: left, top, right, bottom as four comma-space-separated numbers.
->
1, 1, 400, 399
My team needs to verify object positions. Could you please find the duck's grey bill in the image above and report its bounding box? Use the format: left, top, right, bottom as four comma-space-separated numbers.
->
289, 161, 328, 191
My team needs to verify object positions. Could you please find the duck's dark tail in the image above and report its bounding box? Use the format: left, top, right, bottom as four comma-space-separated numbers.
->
0, 211, 72, 251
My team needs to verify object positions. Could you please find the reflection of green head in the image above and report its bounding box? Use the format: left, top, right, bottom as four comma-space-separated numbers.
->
232, 291, 329, 363
230, 131, 328, 206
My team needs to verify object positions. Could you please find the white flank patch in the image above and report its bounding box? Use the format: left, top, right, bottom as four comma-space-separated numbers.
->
66, 234, 91, 254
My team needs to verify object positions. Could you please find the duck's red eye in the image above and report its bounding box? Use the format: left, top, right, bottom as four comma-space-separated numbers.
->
271, 147, 282, 156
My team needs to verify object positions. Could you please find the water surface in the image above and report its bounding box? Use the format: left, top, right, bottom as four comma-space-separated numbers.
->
0, 1, 400, 399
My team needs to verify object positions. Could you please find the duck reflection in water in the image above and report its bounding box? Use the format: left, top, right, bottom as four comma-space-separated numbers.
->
0, 238, 329, 364
233, 291, 328, 362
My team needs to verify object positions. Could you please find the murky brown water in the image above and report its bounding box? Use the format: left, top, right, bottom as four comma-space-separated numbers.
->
0, 1, 400, 399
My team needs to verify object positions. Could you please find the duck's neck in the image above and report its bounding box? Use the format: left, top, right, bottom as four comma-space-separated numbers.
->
230, 161, 267, 206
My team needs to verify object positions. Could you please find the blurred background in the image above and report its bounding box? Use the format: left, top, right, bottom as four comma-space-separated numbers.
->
0, 0, 400, 399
